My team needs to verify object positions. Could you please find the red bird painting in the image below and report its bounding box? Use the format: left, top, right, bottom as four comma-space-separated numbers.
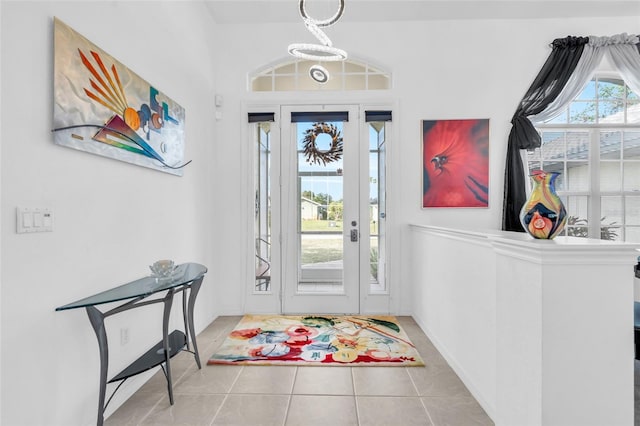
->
422, 119, 489, 208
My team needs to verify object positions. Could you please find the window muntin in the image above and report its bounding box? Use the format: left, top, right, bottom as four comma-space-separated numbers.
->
529, 76, 640, 242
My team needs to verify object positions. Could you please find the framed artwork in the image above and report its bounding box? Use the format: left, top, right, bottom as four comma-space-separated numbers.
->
52, 18, 187, 176
422, 119, 489, 208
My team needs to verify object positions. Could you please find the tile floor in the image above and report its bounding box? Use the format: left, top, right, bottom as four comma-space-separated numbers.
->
105, 315, 494, 426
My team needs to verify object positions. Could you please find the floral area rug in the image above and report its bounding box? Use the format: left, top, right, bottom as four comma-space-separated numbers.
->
207, 314, 424, 366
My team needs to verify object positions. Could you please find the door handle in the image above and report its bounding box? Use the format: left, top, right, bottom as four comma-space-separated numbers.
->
350, 229, 359, 242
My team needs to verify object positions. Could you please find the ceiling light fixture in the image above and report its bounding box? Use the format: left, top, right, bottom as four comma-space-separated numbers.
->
309, 64, 330, 83
288, 0, 347, 83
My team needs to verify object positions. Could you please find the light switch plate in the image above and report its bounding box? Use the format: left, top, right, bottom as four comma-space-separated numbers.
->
17, 207, 53, 233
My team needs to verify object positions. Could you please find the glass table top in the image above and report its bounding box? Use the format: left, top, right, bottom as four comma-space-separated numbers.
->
56, 263, 207, 311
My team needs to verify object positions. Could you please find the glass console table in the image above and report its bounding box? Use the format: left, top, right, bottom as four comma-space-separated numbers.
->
56, 262, 207, 426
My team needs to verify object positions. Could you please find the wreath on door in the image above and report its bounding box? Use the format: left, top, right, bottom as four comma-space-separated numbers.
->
302, 122, 343, 165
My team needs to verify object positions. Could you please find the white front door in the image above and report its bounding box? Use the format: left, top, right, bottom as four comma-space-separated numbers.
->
280, 105, 367, 314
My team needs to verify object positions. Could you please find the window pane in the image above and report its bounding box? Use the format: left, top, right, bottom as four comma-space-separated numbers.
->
367, 74, 390, 90
624, 162, 640, 191
544, 108, 568, 124
254, 123, 272, 292
577, 80, 596, 100
600, 226, 622, 241
599, 100, 624, 123
628, 101, 640, 123
626, 196, 640, 225
527, 160, 543, 178
297, 121, 345, 294
275, 75, 297, 91
252, 76, 273, 91
626, 227, 640, 243
275, 63, 296, 74
600, 162, 621, 191
566, 131, 589, 160
600, 131, 621, 160
344, 62, 365, 73
564, 195, 589, 238
601, 196, 623, 224
526, 147, 541, 163
565, 161, 588, 191
345, 74, 366, 90
566, 195, 589, 218
570, 101, 596, 123
369, 121, 386, 292
623, 131, 640, 160
598, 78, 624, 100
541, 132, 565, 160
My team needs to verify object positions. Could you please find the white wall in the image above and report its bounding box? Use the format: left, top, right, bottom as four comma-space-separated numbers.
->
2, 3, 639, 424
1, 2, 218, 425
212, 15, 640, 315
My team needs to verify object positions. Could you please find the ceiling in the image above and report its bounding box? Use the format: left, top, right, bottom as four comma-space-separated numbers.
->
204, 0, 640, 24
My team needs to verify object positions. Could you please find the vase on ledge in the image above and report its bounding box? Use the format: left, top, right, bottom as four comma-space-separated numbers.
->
519, 170, 567, 239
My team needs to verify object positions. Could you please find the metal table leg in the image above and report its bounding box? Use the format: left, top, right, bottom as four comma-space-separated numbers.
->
161, 289, 176, 405
186, 277, 203, 369
86, 306, 108, 426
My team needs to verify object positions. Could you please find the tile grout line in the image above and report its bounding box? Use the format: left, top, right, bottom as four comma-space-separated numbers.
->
208, 365, 245, 426
282, 366, 299, 425
352, 367, 362, 426
406, 366, 435, 425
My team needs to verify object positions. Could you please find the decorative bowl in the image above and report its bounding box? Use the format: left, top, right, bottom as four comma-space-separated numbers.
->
150, 259, 176, 278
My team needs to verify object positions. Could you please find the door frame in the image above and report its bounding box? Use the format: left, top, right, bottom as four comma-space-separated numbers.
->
242, 100, 396, 315
280, 104, 362, 314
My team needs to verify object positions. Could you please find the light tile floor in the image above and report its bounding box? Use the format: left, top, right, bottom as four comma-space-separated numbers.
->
105, 316, 494, 426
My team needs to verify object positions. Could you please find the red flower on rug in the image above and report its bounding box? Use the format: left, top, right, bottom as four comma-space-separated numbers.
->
285, 325, 318, 346
230, 328, 262, 339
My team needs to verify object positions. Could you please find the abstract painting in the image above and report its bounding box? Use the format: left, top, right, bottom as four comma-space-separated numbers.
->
422, 119, 489, 207
52, 18, 187, 176
208, 315, 424, 366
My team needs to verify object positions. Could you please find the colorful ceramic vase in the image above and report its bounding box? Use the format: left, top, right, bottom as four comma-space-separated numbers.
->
519, 170, 567, 239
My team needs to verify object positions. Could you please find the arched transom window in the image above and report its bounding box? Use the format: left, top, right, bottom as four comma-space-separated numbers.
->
250, 58, 391, 92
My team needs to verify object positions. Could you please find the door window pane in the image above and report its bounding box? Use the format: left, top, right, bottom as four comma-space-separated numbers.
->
254, 123, 272, 292
297, 121, 345, 293
369, 122, 386, 292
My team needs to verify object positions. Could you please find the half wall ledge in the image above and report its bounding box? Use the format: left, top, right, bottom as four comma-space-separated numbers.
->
409, 224, 640, 426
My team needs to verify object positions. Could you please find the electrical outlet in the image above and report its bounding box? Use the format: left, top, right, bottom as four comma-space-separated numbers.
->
120, 328, 130, 345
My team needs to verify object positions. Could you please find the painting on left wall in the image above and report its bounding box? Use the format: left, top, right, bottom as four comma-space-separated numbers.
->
52, 18, 187, 176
